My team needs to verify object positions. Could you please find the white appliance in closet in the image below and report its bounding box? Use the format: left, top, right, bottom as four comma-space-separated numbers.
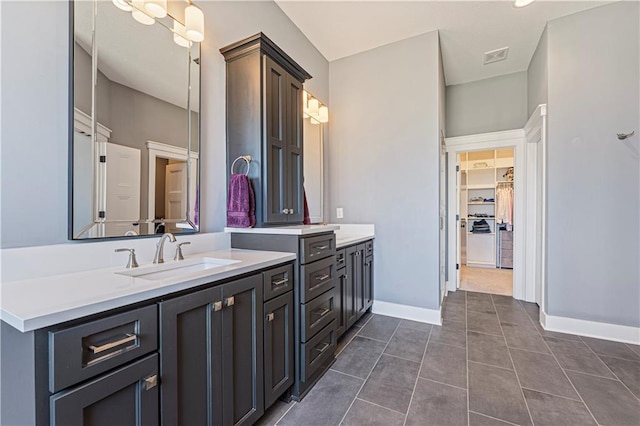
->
462, 149, 513, 268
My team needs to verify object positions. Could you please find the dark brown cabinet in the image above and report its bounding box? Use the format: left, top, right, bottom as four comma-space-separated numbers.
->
222, 33, 311, 226
264, 291, 294, 408
159, 274, 264, 426
338, 240, 374, 337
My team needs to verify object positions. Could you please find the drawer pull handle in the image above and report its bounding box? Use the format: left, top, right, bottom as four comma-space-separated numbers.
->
267, 313, 275, 322
313, 307, 330, 317
314, 342, 330, 353
89, 333, 137, 354
213, 301, 223, 312
225, 296, 235, 307
272, 277, 289, 287
144, 374, 158, 391
364, 262, 370, 267
315, 274, 330, 282
313, 245, 329, 250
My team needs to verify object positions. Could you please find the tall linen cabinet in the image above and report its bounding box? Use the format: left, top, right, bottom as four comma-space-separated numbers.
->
221, 33, 311, 226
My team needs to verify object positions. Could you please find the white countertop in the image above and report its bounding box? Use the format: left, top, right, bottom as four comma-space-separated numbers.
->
1, 249, 295, 333
225, 224, 340, 236
336, 235, 374, 248
333, 224, 375, 248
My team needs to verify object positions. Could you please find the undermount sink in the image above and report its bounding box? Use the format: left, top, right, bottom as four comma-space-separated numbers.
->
116, 257, 241, 281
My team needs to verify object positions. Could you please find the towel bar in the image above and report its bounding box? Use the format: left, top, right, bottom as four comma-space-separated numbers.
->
231, 155, 251, 176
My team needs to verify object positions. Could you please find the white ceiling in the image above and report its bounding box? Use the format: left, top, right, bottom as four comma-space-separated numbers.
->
274, 0, 609, 85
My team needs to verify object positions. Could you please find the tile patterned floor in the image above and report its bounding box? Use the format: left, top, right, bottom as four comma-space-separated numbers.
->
258, 291, 640, 426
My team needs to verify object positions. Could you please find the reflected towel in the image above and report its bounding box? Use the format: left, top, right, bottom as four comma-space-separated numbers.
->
227, 174, 256, 228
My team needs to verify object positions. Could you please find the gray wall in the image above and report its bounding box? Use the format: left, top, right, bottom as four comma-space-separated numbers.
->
446, 71, 528, 137
546, 2, 639, 327
527, 27, 548, 117
1, 1, 329, 248
328, 32, 443, 311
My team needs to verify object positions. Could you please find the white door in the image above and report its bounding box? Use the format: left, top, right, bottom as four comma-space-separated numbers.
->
456, 155, 462, 289
440, 135, 447, 302
104, 143, 141, 236
165, 162, 187, 233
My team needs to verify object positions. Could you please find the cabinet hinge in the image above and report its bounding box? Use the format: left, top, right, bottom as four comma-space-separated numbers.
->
98, 211, 106, 219
99, 155, 106, 163
456, 263, 459, 270
456, 214, 460, 221
456, 165, 460, 172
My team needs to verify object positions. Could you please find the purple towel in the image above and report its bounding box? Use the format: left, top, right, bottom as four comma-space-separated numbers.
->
227, 174, 256, 228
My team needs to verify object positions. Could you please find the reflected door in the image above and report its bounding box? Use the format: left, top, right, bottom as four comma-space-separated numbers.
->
104, 143, 141, 236
165, 162, 187, 233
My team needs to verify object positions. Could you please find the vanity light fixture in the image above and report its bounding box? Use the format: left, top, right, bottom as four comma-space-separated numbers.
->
145, 0, 167, 18
173, 21, 190, 48
308, 98, 319, 115
514, 0, 536, 7
303, 91, 329, 124
318, 106, 329, 123
132, 0, 155, 25
112, 0, 133, 12
185, 5, 205, 42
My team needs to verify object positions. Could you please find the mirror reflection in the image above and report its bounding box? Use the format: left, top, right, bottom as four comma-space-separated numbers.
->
302, 92, 326, 224
72, 0, 200, 239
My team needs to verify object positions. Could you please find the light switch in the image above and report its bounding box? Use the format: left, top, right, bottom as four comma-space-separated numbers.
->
336, 208, 344, 219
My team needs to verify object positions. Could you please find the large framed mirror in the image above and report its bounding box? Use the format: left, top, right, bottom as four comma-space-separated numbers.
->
71, 0, 201, 240
302, 91, 327, 223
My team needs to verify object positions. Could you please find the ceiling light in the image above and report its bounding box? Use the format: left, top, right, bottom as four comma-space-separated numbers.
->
112, 0, 132, 12
145, 0, 167, 18
185, 5, 205, 42
132, 0, 155, 25
514, 0, 536, 8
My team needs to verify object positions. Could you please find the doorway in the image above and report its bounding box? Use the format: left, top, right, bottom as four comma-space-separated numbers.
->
459, 148, 514, 296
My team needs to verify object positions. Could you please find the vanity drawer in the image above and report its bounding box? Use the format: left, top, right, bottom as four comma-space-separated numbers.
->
300, 288, 337, 343
49, 304, 158, 393
300, 320, 336, 382
300, 233, 336, 264
300, 256, 336, 303
263, 263, 294, 301
365, 240, 374, 257
335, 249, 346, 270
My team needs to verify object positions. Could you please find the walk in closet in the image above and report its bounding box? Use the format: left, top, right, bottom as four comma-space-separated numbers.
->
460, 148, 514, 268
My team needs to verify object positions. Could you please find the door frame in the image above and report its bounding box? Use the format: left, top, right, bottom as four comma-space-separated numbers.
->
445, 123, 543, 303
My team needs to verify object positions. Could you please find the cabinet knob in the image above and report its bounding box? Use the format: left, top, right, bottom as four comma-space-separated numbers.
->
143, 374, 159, 391
213, 301, 223, 312
282, 208, 290, 214
289, 208, 295, 214
225, 296, 235, 307
267, 313, 275, 322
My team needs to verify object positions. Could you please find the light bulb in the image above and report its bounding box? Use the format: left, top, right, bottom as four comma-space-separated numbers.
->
173, 21, 190, 48
318, 106, 329, 123
112, 0, 132, 12
185, 5, 204, 42
514, 0, 535, 7
145, 0, 167, 18
132, 0, 155, 25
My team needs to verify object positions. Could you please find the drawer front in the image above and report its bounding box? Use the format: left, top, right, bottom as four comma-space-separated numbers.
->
365, 240, 374, 257
335, 249, 346, 270
300, 320, 336, 382
49, 304, 158, 393
263, 263, 294, 301
300, 233, 336, 264
300, 256, 336, 303
300, 288, 337, 343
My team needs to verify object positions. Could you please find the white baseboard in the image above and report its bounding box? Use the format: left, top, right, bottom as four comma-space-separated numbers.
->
372, 300, 442, 326
541, 310, 640, 344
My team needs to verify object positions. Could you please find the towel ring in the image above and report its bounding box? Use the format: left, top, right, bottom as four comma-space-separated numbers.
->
231, 155, 251, 176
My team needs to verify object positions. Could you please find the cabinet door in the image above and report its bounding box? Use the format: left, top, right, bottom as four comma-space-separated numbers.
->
345, 245, 358, 329
355, 244, 367, 318
159, 286, 223, 426
221, 274, 264, 425
264, 291, 294, 409
335, 268, 347, 338
264, 56, 288, 224
364, 255, 374, 311
50, 354, 159, 426
285, 74, 303, 223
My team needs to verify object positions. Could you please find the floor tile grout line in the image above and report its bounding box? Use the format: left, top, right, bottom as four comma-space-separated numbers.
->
273, 401, 297, 426
519, 386, 584, 403
468, 410, 521, 426
561, 367, 626, 381
467, 359, 514, 372
329, 368, 367, 382
522, 300, 601, 426
338, 320, 403, 426
419, 376, 468, 392
381, 352, 423, 365
490, 293, 535, 426
401, 320, 433, 426
589, 351, 640, 363
427, 339, 467, 350
353, 397, 407, 416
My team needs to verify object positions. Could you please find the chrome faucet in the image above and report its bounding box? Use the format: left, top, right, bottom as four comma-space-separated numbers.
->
153, 233, 177, 264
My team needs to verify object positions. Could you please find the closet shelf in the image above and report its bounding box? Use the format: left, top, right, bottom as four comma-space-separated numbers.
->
467, 232, 496, 236
467, 185, 496, 190
467, 202, 494, 205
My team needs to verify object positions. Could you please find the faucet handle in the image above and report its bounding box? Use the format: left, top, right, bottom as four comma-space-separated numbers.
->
174, 242, 191, 261
115, 248, 139, 269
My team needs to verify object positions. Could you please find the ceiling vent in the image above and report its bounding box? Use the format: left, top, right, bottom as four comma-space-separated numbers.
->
484, 47, 509, 65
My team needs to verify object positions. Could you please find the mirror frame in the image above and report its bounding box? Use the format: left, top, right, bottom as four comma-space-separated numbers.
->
68, 0, 202, 241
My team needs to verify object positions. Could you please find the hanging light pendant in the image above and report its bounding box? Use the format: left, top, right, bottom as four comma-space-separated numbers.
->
132, 0, 155, 25
112, 0, 133, 12
173, 21, 190, 48
145, 0, 167, 18
185, 5, 205, 42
